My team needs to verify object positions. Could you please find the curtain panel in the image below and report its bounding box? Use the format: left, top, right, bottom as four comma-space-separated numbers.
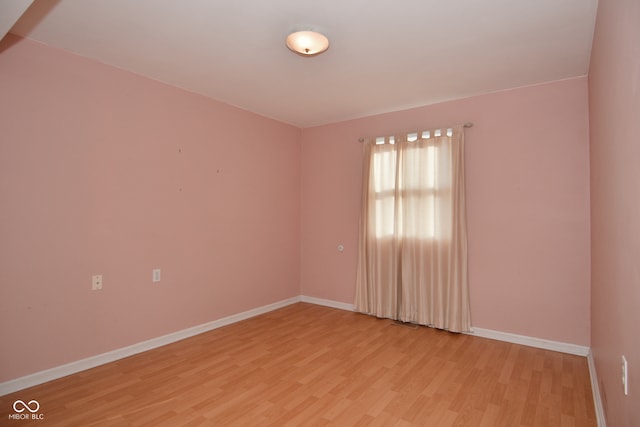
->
354, 125, 471, 333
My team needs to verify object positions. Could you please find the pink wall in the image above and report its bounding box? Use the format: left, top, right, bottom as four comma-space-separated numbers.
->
301, 78, 591, 346
0, 31, 595, 387
0, 35, 301, 382
589, 0, 640, 425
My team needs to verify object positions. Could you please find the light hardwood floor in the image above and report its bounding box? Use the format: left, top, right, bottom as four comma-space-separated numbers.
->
1, 303, 596, 426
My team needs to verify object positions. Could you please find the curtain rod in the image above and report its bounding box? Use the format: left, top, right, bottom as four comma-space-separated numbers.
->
357, 122, 473, 143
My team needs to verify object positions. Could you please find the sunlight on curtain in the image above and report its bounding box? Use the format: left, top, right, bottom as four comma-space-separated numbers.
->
355, 125, 470, 332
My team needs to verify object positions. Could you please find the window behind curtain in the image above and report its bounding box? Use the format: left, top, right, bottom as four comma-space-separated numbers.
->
355, 125, 470, 332
371, 129, 453, 240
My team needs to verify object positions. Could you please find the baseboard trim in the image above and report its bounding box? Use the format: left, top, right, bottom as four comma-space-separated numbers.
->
300, 295, 355, 312
299, 297, 591, 357
1, 295, 596, 400
0, 296, 302, 396
587, 350, 607, 427
468, 327, 590, 356
300, 297, 591, 357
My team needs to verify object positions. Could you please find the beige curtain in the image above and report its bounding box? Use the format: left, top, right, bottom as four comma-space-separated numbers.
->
354, 125, 470, 332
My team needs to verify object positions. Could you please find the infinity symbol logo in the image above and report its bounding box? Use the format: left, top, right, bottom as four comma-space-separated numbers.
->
13, 400, 40, 413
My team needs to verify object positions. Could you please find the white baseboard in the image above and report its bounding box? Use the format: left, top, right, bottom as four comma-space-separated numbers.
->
299, 296, 591, 357
468, 327, 590, 356
0, 296, 301, 396
300, 295, 355, 312
587, 350, 607, 427
1, 293, 599, 408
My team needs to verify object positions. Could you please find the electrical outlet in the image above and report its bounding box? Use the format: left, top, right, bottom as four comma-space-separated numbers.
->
622, 355, 629, 396
152, 269, 161, 283
92, 275, 102, 291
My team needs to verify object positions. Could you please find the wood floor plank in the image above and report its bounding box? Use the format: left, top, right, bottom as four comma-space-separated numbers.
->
1, 303, 596, 426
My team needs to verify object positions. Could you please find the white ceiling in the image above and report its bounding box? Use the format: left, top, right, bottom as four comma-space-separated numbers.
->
7, 0, 598, 128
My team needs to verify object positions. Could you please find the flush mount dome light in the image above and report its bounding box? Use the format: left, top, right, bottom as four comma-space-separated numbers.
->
286, 30, 329, 56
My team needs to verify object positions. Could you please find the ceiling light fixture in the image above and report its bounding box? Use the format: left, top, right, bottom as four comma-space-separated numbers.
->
286, 30, 329, 56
